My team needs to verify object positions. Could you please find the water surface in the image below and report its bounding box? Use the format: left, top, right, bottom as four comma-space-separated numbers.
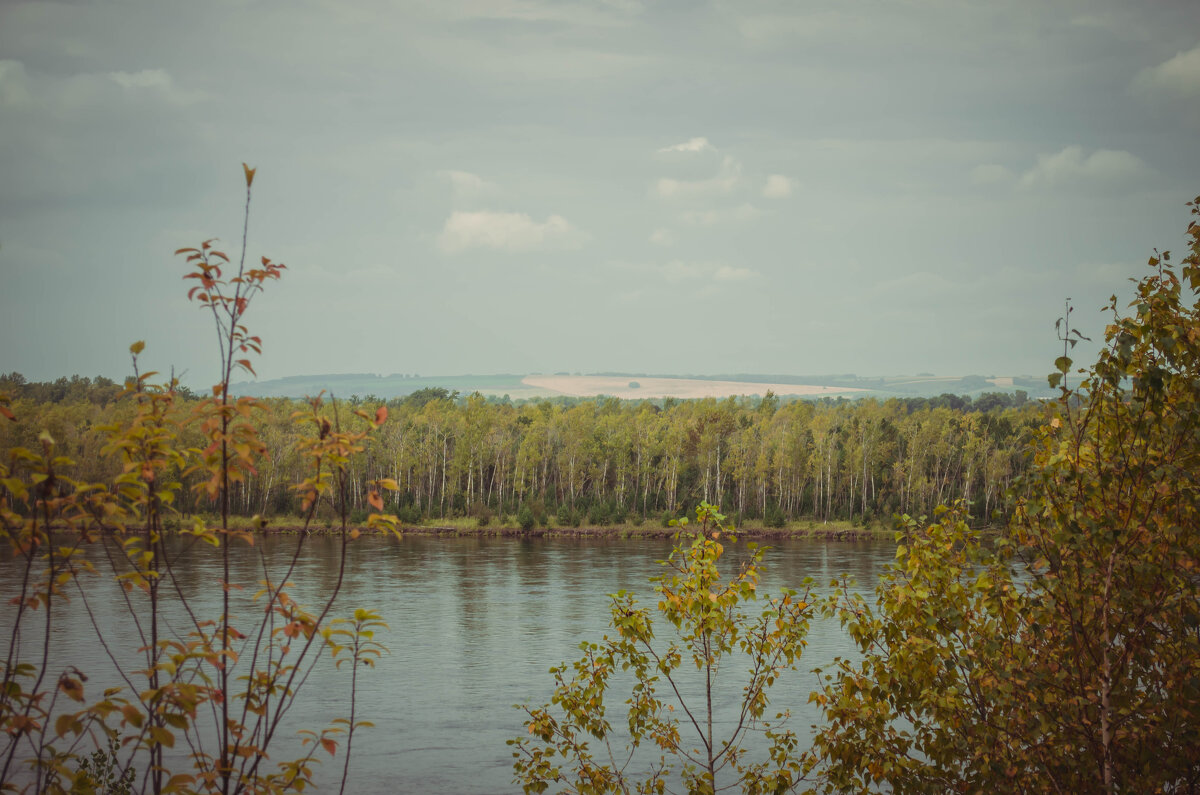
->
2, 533, 895, 793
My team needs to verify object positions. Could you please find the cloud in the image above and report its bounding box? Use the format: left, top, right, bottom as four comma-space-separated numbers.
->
106, 68, 203, 105
679, 202, 760, 226
654, 155, 741, 199
443, 170, 500, 201
657, 136, 714, 154
1135, 44, 1200, 99
713, 265, 756, 281
108, 69, 171, 91
0, 61, 202, 113
1017, 146, 1150, 190
628, 260, 757, 284
661, 260, 706, 282
433, 0, 642, 26
762, 174, 792, 198
649, 227, 674, 246
437, 210, 587, 253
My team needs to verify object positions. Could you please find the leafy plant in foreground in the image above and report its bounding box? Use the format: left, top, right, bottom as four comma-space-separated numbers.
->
807, 196, 1200, 793
512, 502, 815, 794
0, 165, 400, 794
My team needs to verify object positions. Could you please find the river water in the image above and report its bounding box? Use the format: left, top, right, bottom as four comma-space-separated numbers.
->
2, 532, 895, 793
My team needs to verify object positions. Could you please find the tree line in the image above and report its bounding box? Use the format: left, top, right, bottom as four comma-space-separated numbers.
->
0, 372, 1041, 528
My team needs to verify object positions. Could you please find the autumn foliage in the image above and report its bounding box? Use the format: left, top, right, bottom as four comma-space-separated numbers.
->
0, 167, 398, 794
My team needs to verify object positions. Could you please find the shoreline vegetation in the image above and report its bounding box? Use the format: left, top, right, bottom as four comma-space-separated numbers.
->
172, 515, 898, 540
0, 376, 1040, 535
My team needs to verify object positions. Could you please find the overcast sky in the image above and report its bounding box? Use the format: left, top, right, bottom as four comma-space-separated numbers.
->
2, 0, 1199, 388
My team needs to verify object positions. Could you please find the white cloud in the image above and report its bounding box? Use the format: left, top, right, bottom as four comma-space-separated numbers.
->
433, 0, 642, 26
714, 265, 756, 281
0, 61, 202, 112
657, 136, 714, 154
629, 260, 757, 284
443, 170, 500, 201
679, 202, 760, 226
649, 227, 674, 246
1017, 146, 1149, 190
661, 260, 706, 282
437, 210, 587, 253
108, 69, 172, 91
762, 174, 792, 198
107, 68, 203, 105
1135, 44, 1200, 99
655, 155, 741, 199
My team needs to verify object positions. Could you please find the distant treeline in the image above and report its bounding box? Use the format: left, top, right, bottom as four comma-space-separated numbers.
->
1, 372, 1043, 526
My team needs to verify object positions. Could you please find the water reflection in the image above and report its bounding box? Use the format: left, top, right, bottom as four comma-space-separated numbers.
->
0, 533, 894, 794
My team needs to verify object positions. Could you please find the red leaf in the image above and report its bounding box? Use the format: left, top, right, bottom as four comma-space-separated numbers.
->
375, 406, 388, 426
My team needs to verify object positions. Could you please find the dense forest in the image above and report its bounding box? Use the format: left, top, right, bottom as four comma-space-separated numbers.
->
0, 372, 1039, 528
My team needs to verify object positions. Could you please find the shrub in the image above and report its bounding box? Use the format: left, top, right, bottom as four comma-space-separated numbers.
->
808, 197, 1200, 793
517, 505, 536, 531
512, 503, 815, 792
0, 166, 400, 794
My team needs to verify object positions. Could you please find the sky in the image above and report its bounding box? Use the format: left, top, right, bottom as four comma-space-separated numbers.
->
2, 0, 1199, 389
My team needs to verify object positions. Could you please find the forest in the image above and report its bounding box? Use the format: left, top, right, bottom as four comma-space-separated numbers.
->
0, 372, 1039, 530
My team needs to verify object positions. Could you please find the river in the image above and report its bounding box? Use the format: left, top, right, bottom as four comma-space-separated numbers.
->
1, 532, 895, 793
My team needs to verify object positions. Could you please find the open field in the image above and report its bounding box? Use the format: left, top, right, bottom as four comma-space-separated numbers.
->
228, 371, 1046, 400
522, 374, 865, 399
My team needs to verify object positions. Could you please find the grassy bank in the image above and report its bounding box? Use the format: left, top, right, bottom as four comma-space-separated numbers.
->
178, 514, 896, 541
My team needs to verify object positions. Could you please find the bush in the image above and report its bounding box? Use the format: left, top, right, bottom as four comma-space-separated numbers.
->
808, 197, 1200, 793
587, 502, 611, 526
512, 503, 815, 792
396, 504, 422, 524
517, 505, 536, 531
0, 166, 399, 795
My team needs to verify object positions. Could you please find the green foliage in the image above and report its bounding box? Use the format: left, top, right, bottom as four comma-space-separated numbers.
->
511, 503, 815, 793
2, 374, 1041, 529
0, 166, 400, 794
71, 735, 135, 795
517, 505, 536, 532
806, 197, 1200, 793
586, 502, 611, 526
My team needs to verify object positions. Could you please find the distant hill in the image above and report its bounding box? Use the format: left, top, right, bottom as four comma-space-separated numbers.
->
228, 373, 537, 400
229, 372, 1055, 401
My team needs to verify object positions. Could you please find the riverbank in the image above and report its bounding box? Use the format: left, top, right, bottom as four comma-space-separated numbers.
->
234, 516, 895, 542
